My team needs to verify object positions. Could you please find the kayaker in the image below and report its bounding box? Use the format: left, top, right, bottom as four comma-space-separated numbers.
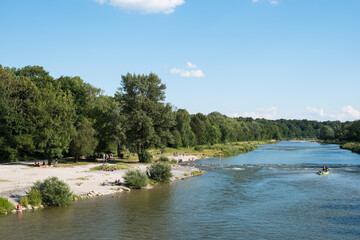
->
322, 166, 328, 172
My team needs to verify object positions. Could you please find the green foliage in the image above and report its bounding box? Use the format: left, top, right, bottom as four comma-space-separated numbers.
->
175, 109, 195, 147
2, 64, 360, 162
69, 118, 98, 161
194, 145, 205, 151
28, 189, 42, 206
0, 197, 15, 214
147, 162, 173, 183
123, 169, 148, 189
159, 156, 169, 162
341, 142, 360, 154
117, 73, 175, 161
19, 196, 29, 206
171, 130, 182, 148
319, 126, 335, 140
33, 177, 72, 207
139, 151, 152, 163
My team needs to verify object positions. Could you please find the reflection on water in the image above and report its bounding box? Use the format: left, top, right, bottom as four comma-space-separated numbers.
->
1, 141, 360, 239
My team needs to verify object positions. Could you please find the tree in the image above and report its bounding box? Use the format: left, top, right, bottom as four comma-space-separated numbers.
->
175, 109, 195, 147
0, 65, 39, 161
116, 73, 174, 162
58, 76, 101, 119
171, 130, 182, 148
33, 83, 76, 159
69, 118, 98, 162
14, 65, 55, 89
319, 126, 335, 140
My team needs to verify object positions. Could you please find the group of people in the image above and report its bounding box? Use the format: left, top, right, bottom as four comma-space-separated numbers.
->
102, 167, 117, 172
33, 159, 58, 167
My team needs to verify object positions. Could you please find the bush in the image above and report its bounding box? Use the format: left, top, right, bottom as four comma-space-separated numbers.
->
139, 151, 152, 163
194, 145, 205, 151
124, 170, 148, 189
159, 156, 169, 162
0, 197, 15, 214
28, 189, 42, 206
33, 177, 72, 207
19, 196, 29, 206
147, 162, 173, 183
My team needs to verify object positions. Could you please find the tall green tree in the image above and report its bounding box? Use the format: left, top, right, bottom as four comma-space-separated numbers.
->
116, 73, 174, 162
33, 83, 76, 159
69, 118, 98, 162
175, 109, 195, 147
0, 66, 39, 161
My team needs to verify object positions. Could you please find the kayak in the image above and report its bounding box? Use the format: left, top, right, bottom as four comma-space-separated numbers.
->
317, 171, 330, 176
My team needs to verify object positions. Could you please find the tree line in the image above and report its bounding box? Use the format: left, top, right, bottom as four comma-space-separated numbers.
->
1, 65, 359, 162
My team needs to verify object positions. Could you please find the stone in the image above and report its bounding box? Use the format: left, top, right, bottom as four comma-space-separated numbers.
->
120, 186, 130, 192
27, 205, 32, 210
33, 206, 39, 210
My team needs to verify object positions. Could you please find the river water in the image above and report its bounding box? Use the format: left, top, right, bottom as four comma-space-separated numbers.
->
1, 141, 360, 240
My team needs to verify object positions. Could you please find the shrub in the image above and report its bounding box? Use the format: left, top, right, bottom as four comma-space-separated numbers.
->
147, 162, 173, 183
19, 196, 29, 206
124, 170, 148, 189
28, 189, 42, 206
194, 145, 205, 151
159, 156, 169, 162
33, 177, 72, 207
0, 197, 15, 214
139, 151, 152, 163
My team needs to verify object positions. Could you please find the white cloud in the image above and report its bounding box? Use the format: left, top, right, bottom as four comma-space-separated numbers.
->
170, 68, 205, 77
306, 105, 360, 121
342, 105, 360, 119
244, 107, 278, 120
95, 0, 185, 14
170, 62, 205, 78
186, 62, 197, 69
252, 0, 259, 3
306, 106, 325, 117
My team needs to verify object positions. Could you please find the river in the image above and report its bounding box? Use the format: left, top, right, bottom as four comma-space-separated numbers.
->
1, 141, 360, 239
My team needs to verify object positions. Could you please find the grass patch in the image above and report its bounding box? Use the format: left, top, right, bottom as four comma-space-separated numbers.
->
75, 177, 89, 181
341, 142, 360, 154
0, 180, 9, 182
75, 182, 83, 186
72, 194, 79, 201
0, 197, 15, 214
19, 196, 29, 206
191, 170, 204, 176
90, 163, 130, 171
155, 140, 276, 159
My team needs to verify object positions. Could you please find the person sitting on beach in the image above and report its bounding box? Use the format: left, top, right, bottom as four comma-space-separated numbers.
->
322, 166, 328, 172
42, 161, 46, 166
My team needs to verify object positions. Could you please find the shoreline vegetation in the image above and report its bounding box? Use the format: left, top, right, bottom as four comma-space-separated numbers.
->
0, 140, 273, 215
1, 65, 359, 215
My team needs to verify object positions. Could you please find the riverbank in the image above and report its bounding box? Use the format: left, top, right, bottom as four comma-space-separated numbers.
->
318, 140, 360, 154
0, 159, 201, 206
0, 140, 275, 209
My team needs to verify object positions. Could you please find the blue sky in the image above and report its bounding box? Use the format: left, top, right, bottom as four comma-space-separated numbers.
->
1, 0, 359, 121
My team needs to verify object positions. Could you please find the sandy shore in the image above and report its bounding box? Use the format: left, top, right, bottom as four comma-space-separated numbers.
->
0, 156, 201, 205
